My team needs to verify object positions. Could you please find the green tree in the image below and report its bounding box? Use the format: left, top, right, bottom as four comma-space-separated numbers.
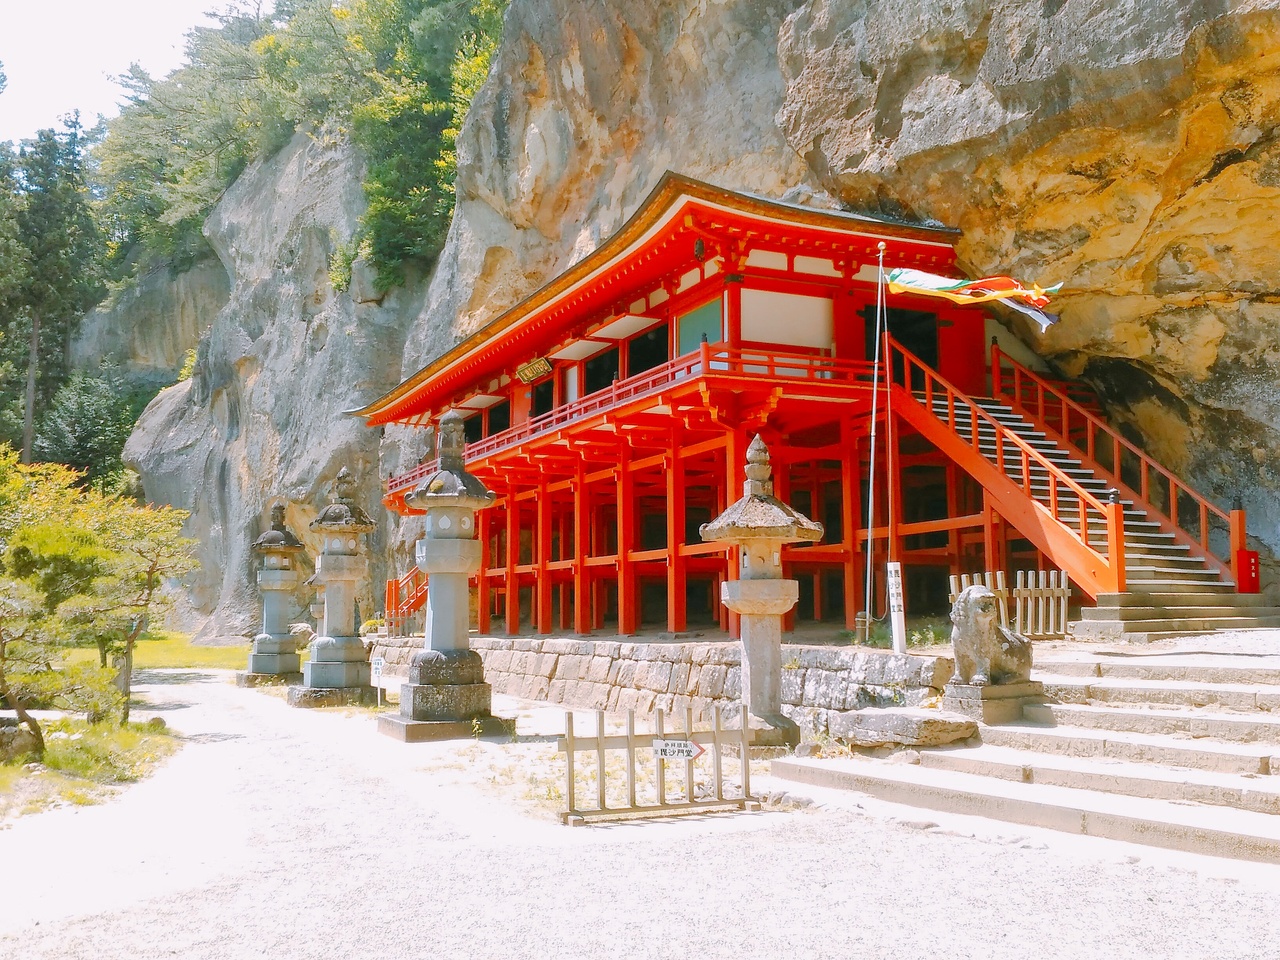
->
33, 368, 139, 490
9, 118, 103, 462
0, 444, 195, 727
56, 497, 196, 723
93, 0, 507, 293
0, 577, 48, 757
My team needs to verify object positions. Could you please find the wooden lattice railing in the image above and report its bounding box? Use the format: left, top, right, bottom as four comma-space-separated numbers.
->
991, 342, 1245, 583
889, 336, 1128, 598
385, 342, 879, 504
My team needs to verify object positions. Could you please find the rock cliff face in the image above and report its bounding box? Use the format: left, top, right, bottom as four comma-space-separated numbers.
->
122, 133, 425, 637
116, 0, 1280, 631
72, 255, 229, 384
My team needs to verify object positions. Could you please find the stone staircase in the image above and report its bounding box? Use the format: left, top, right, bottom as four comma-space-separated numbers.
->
932, 395, 1280, 638
772, 645, 1280, 862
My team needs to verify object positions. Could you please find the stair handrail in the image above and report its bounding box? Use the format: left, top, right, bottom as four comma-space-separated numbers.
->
889, 335, 1127, 594
991, 341, 1245, 581
385, 567, 428, 635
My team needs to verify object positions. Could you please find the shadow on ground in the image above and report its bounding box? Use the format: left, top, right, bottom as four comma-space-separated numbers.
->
134, 670, 222, 686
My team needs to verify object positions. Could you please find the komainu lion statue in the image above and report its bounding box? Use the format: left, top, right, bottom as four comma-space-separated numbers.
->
949, 584, 1032, 686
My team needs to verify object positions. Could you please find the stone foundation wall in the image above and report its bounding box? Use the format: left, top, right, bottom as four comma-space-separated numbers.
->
372, 634, 953, 737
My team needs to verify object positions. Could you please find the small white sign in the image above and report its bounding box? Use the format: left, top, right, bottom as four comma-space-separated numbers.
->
653, 739, 705, 761
886, 562, 908, 654
370, 657, 385, 682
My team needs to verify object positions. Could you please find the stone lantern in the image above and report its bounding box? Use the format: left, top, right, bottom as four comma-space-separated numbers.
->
378, 410, 508, 741
290, 467, 375, 705
238, 502, 306, 685
701, 435, 822, 743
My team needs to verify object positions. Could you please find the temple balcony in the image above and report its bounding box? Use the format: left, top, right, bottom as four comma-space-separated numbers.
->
384, 341, 880, 513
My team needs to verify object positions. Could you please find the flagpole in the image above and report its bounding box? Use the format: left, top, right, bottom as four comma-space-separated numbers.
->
864, 241, 887, 643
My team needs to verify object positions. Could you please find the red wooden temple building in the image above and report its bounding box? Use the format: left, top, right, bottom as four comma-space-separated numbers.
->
355, 173, 1248, 638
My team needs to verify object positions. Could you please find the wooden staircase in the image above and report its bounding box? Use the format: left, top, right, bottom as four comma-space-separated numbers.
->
385, 567, 428, 636
887, 336, 1280, 636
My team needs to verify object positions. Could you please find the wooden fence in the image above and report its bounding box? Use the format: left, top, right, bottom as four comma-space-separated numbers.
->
558, 705, 759, 825
948, 570, 1072, 639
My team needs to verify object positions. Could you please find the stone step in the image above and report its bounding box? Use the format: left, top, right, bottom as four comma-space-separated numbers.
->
1118, 580, 1238, 594
1034, 654, 1280, 685
1023, 701, 1280, 743
1081, 603, 1280, 621
769, 756, 1280, 862
1081, 601, 1280, 619
1124, 565, 1228, 583
916, 743, 1280, 815
1037, 674, 1280, 712
1095, 591, 1265, 607
978, 722, 1275, 775
1073, 617, 1280, 635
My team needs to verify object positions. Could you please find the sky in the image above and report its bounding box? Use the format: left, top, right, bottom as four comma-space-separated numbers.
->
0, 0, 239, 144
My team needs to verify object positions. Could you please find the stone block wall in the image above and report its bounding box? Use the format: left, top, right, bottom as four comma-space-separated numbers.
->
373, 634, 953, 737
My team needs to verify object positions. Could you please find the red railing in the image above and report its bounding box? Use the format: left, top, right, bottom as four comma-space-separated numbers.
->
385, 566, 428, 636
991, 342, 1244, 582
891, 336, 1127, 597
386, 343, 879, 501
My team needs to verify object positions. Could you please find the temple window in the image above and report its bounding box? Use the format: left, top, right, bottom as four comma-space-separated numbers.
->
486, 399, 510, 436
583, 346, 620, 394
676, 299, 721, 355
626, 322, 669, 377
531, 378, 555, 418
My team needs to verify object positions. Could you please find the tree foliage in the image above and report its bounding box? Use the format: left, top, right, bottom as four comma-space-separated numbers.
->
93, 0, 508, 292
33, 367, 143, 490
0, 117, 104, 462
0, 445, 196, 740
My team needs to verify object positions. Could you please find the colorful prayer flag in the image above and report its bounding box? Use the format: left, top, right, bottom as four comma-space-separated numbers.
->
886, 268, 1062, 332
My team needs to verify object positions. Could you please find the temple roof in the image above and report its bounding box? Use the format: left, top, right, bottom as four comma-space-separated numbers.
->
350, 171, 960, 427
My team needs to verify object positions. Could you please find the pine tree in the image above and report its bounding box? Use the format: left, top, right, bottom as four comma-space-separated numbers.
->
10, 118, 103, 462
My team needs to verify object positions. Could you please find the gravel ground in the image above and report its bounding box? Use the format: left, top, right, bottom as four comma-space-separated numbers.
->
2, 668, 1278, 960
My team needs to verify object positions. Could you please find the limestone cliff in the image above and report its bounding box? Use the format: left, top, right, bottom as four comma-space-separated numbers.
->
72, 255, 230, 385
123, 133, 425, 637
119, 0, 1280, 631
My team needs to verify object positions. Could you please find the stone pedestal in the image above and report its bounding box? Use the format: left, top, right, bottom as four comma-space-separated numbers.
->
700, 436, 823, 749
942, 680, 1046, 725
290, 468, 375, 707
720, 579, 799, 739
237, 504, 306, 687
377, 649, 511, 741
418, 537, 481, 653
378, 409, 509, 741
302, 553, 372, 690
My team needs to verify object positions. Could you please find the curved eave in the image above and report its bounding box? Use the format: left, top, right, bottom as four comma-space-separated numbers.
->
351, 171, 961, 427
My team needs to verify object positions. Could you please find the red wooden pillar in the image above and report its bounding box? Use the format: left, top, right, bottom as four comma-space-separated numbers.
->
945, 463, 961, 577
573, 460, 590, 634
724, 276, 742, 347
841, 424, 861, 631
535, 480, 552, 634
889, 411, 904, 564
477, 509, 491, 634
555, 504, 570, 632
666, 429, 687, 634
504, 485, 519, 635
592, 497, 606, 631
775, 452, 798, 632
617, 444, 637, 635
982, 491, 998, 574
724, 428, 745, 639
